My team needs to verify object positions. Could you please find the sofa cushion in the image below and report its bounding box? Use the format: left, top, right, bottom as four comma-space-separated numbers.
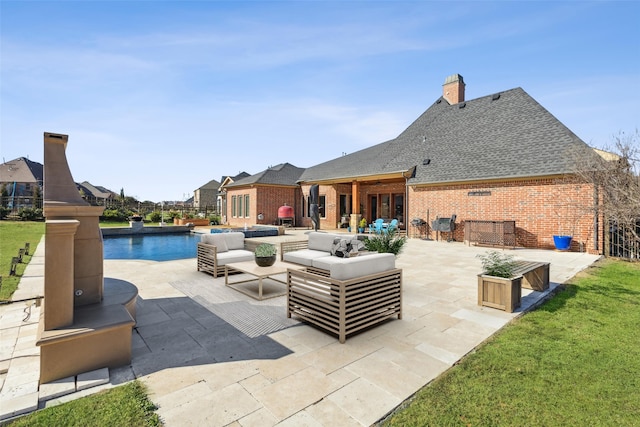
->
308, 232, 341, 252
216, 250, 255, 265
329, 253, 396, 281
283, 249, 330, 267
201, 234, 229, 252
224, 232, 246, 250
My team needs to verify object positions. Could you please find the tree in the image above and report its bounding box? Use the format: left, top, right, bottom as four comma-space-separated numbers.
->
572, 130, 640, 257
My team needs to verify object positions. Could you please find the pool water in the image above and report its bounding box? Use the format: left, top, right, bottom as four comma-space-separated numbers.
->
103, 233, 200, 261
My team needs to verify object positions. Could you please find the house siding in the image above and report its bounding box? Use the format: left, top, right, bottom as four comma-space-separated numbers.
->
225, 186, 300, 227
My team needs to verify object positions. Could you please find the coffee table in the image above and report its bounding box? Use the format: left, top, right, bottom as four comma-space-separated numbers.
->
224, 260, 306, 300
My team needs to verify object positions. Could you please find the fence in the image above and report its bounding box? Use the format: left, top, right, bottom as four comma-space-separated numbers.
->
608, 219, 640, 260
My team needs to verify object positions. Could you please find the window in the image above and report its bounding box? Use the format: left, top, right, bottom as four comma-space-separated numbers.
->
237, 195, 243, 219
319, 195, 326, 218
231, 195, 237, 217
244, 195, 250, 217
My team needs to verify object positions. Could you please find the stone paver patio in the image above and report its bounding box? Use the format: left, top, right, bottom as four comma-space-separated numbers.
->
0, 229, 601, 425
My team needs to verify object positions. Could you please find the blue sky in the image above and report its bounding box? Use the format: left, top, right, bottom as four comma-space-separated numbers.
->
1, 1, 639, 203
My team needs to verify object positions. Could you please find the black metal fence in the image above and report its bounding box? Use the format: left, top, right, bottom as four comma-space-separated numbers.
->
608, 219, 640, 260
1, 196, 220, 221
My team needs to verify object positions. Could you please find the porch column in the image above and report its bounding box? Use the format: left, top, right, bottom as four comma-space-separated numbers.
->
350, 181, 362, 231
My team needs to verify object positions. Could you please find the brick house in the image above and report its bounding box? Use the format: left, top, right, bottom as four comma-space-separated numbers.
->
223, 163, 304, 227
297, 74, 603, 253
193, 179, 221, 208
0, 157, 44, 209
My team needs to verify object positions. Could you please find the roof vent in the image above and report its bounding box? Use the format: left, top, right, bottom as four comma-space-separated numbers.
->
492, 93, 501, 101
458, 102, 466, 109
423, 159, 431, 165
436, 99, 442, 104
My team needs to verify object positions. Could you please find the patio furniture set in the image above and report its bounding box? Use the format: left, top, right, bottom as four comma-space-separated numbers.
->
197, 231, 550, 341
197, 231, 402, 343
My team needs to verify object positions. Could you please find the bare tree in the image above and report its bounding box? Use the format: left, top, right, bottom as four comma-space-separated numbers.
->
573, 130, 640, 258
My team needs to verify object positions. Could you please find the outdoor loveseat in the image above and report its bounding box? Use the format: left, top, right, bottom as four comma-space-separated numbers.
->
282, 232, 403, 343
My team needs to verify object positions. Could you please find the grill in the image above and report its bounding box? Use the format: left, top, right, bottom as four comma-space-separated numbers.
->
431, 215, 456, 241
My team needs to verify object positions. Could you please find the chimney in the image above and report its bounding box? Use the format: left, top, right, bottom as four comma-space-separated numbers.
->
442, 74, 465, 104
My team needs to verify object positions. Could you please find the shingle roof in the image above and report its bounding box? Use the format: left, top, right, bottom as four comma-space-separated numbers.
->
0, 157, 44, 184
298, 87, 596, 185
226, 163, 305, 188
198, 179, 221, 190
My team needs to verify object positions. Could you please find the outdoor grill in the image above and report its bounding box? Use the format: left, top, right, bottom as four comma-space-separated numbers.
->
431, 215, 457, 241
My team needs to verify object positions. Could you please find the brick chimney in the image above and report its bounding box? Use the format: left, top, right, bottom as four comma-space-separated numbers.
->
442, 74, 465, 104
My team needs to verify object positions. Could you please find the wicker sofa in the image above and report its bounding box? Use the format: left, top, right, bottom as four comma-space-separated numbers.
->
282, 232, 402, 343
197, 232, 257, 277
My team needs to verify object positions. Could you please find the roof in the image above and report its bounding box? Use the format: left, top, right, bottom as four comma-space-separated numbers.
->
226, 163, 305, 188
298, 87, 597, 185
78, 181, 115, 199
197, 179, 221, 191
0, 157, 44, 184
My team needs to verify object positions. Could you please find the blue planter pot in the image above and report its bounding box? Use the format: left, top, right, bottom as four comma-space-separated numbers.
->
553, 235, 572, 251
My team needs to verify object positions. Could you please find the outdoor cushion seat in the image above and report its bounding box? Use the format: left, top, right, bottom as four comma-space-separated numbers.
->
283, 249, 330, 267
311, 252, 395, 280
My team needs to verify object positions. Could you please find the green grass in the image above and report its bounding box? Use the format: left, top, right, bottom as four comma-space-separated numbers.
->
7, 381, 161, 427
381, 258, 640, 426
0, 221, 45, 300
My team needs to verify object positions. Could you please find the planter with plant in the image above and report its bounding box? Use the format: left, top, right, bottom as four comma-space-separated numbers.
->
254, 243, 277, 267
358, 217, 367, 233
476, 251, 521, 312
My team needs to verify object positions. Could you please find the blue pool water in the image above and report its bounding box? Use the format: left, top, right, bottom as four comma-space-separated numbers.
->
103, 233, 200, 261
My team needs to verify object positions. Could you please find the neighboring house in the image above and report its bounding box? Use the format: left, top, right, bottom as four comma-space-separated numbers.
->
297, 74, 603, 253
223, 163, 305, 227
0, 157, 44, 209
218, 172, 251, 224
193, 179, 221, 208
77, 181, 117, 205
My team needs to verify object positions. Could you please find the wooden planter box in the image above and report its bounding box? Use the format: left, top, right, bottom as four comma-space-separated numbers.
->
173, 218, 210, 226
478, 274, 522, 313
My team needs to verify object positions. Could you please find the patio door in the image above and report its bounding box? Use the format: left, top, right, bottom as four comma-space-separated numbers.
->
370, 196, 378, 220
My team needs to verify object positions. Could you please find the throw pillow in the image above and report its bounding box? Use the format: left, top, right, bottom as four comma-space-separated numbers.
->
331, 238, 352, 258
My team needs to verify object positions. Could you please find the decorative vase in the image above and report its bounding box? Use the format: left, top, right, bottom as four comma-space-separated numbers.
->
553, 235, 572, 251
255, 255, 276, 267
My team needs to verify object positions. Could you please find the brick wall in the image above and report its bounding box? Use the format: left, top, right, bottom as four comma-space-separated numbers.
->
408, 178, 602, 253
225, 186, 300, 227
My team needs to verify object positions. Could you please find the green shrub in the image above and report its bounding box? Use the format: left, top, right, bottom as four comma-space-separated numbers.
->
477, 250, 516, 278
0, 206, 11, 219
148, 211, 162, 222
101, 208, 131, 222
363, 227, 407, 255
209, 215, 221, 225
18, 207, 43, 221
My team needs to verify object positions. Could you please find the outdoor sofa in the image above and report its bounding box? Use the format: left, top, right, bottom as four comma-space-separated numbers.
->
282, 232, 403, 343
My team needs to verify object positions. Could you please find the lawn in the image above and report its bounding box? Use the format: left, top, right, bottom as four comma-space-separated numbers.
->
380, 258, 640, 426
0, 221, 44, 300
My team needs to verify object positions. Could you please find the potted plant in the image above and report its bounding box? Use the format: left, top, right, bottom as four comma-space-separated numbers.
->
358, 217, 367, 233
476, 251, 521, 312
254, 243, 277, 267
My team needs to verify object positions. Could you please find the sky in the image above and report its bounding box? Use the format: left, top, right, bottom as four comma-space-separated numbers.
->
1, 1, 639, 203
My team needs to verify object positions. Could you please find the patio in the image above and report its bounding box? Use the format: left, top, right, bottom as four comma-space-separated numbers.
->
0, 230, 601, 425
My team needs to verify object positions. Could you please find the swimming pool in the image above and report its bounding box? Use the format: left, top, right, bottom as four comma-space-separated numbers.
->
103, 233, 200, 261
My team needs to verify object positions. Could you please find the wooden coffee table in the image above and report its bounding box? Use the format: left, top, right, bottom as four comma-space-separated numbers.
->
224, 260, 306, 300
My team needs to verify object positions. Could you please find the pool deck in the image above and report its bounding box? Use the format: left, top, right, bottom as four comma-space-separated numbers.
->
0, 229, 601, 425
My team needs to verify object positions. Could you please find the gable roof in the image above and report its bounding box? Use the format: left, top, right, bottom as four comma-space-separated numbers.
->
0, 157, 44, 184
77, 181, 115, 199
197, 179, 221, 191
226, 163, 305, 188
298, 87, 596, 185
